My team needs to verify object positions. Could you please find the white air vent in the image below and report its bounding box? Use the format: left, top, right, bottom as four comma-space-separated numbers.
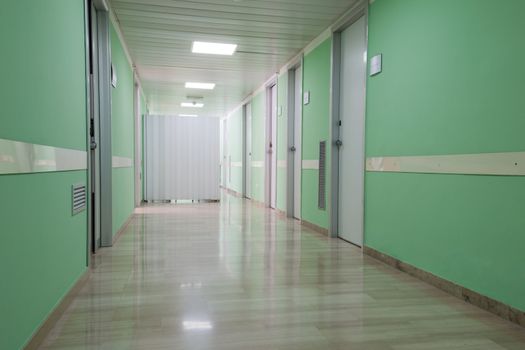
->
72, 184, 87, 215
318, 141, 326, 210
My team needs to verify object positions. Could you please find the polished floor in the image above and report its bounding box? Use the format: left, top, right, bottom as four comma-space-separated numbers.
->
41, 192, 525, 349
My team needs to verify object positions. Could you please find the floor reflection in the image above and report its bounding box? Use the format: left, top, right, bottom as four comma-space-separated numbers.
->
41, 191, 525, 349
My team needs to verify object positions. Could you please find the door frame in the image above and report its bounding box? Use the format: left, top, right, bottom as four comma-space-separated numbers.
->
286, 58, 303, 219
265, 80, 277, 208
329, 2, 368, 240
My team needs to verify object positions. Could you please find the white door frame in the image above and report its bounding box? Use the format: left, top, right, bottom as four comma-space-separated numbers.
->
330, 3, 368, 242
286, 59, 303, 219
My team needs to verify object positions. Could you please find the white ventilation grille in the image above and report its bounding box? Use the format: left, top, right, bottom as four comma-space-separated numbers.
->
318, 141, 327, 210
72, 184, 87, 215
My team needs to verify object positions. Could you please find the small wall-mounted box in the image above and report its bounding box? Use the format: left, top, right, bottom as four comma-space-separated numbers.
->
370, 54, 382, 76
111, 63, 118, 88
303, 91, 310, 105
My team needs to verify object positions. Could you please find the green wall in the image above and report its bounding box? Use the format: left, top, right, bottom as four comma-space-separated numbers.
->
111, 24, 135, 237
250, 92, 266, 202
365, 0, 525, 311
226, 108, 244, 193
276, 73, 288, 212
0, 1, 88, 349
301, 38, 332, 229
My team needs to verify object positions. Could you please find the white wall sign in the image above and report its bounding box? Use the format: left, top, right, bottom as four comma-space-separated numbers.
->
370, 54, 382, 76
111, 63, 118, 87
303, 90, 310, 105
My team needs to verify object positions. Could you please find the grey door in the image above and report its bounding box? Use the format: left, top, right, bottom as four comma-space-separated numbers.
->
338, 16, 366, 246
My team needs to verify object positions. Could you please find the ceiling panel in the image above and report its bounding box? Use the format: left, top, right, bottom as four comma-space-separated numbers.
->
110, 0, 359, 116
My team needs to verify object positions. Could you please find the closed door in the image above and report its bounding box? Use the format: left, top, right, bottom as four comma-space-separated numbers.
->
88, 2, 101, 253
338, 16, 366, 246
293, 66, 302, 219
245, 103, 252, 198
270, 84, 278, 209
222, 119, 228, 188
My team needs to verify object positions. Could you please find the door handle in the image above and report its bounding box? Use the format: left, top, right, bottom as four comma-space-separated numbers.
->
290, 146, 296, 152
335, 140, 343, 148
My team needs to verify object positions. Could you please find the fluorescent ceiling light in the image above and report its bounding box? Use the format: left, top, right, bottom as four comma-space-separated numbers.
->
179, 114, 198, 118
192, 41, 237, 55
185, 82, 216, 90
181, 102, 204, 108
183, 321, 213, 330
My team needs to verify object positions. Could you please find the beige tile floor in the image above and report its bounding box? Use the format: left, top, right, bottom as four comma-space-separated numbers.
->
41, 192, 525, 349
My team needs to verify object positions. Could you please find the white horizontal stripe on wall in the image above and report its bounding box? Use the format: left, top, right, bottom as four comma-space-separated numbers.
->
112, 156, 133, 168
0, 138, 87, 175
302, 159, 319, 170
251, 161, 264, 168
231, 161, 243, 167
366, 152, 525, 176
277, 160, 287, 168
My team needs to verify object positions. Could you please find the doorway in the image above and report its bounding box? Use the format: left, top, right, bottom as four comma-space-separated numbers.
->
266, 83, 278, 208
334, 15, 367, 246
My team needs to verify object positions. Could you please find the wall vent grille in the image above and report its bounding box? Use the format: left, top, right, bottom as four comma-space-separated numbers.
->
318, 141, 326, 210
72, 184, 87, 215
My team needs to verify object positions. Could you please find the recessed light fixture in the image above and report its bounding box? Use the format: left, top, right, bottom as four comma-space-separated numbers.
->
192, 41, 237, 55
183, 321, 213, 330
181, 102, 204, 108
179, 114, 198, 118
185, 82, 216, 90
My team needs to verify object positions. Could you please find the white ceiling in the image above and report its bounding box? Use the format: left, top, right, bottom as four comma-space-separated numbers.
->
109, 0, 359, 117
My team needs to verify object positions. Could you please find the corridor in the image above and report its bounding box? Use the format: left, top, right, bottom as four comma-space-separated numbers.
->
40, 192, 525, 350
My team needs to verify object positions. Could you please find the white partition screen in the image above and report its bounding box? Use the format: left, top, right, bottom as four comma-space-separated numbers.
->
145, 115, 220, 201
